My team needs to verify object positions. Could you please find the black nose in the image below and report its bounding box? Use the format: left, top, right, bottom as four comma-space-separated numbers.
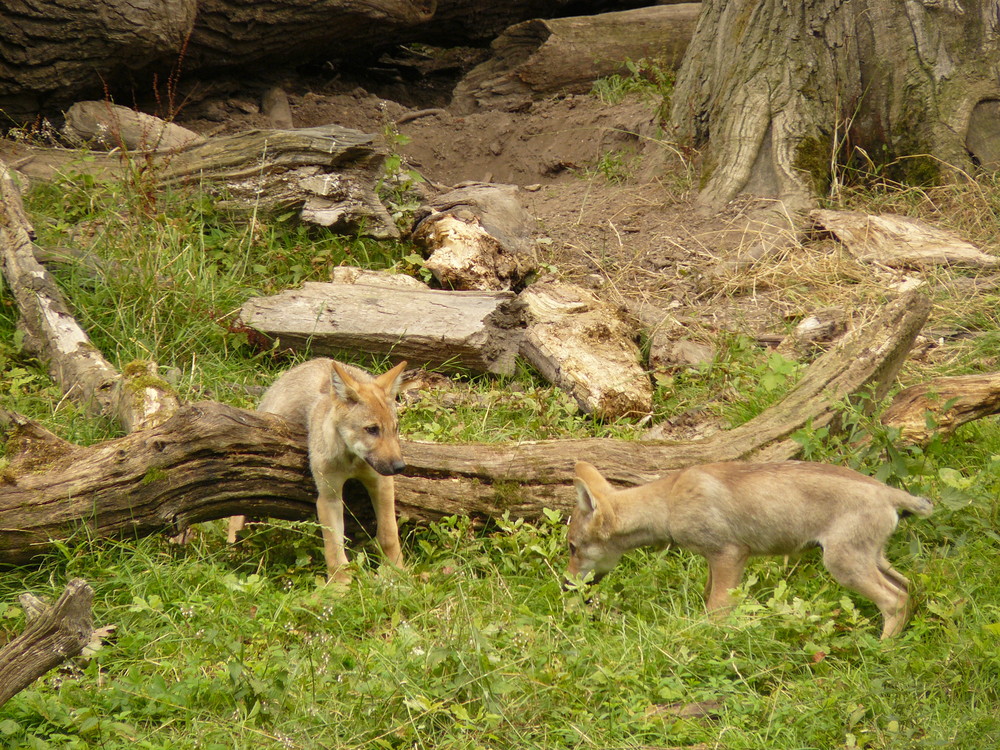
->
390, 459, 406, 475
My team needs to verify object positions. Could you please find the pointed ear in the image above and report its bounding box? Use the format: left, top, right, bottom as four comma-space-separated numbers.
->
575, 461, 615, 496
374, 360, 408, 398
573, 476, 601, 518
330, 361, 362, 403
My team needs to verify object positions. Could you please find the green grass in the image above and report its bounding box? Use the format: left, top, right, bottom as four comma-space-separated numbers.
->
3, 157, 1000, 748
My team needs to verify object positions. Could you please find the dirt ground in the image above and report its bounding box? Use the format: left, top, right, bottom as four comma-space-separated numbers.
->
171, 59, 957, 379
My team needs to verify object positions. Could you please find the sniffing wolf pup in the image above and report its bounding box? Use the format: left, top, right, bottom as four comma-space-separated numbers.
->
228, 359, 408, 583
566, 460, 933, 638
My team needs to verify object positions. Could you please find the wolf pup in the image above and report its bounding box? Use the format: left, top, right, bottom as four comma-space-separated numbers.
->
228, 359, 408, 583
566, 460, 932, 638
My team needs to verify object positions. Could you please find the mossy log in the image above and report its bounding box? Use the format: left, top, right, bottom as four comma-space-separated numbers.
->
0, 291, 930, 565
0, 579, 94, 707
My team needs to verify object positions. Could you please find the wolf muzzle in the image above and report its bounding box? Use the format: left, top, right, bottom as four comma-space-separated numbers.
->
368, 457, 407, 476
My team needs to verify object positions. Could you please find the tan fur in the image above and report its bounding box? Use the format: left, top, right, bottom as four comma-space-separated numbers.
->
228, 358, 408, 583
566, 460, 933, 638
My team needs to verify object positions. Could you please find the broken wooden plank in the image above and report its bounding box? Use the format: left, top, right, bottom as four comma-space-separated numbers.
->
811, 209, 999, 269
240, 279, 524, 375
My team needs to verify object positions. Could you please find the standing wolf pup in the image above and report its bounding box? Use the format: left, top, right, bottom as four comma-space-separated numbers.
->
228, 359, 408, 583
566, 460, 933, 638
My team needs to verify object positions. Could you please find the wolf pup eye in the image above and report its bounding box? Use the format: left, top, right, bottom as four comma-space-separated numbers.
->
364, 424, 381, 436
568, 543, 577, 555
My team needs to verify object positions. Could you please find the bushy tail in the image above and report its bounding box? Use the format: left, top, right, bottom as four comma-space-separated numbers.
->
891, 489, 934, 518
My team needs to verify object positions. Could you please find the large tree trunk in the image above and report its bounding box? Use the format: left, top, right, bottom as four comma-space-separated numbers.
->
0, 290, 930, 564
670, 1, 1000, 210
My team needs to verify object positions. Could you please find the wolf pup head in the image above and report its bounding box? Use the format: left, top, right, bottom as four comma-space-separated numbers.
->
565, 461, 624, 584
329, 360, 408, 476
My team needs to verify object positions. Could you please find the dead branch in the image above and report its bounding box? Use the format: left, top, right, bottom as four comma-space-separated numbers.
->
0, 579, 94, 707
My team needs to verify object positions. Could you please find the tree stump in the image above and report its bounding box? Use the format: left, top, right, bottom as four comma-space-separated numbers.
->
670, 0, 1000, 209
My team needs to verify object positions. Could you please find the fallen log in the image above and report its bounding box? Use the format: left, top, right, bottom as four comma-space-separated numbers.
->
240, 279, 525, 375
1, 124, 398, 237
0, 291, 930, 564
0, 579, 94, 707
882, 372, 1000, 446
1, 0, 654, 123
451, 5, 700, 113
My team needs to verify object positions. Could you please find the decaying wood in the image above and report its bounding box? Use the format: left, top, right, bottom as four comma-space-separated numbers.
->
811, 210, 999, 270
0, 579, 94, 707
519, 279, 653, 419
0, 161, 180, 431
411, 182, 536, 290
240, 279, 524, 375
158, 125, 399, 238
1, 124, 398, 237
882, 373, 1000, 446
62, 101, 205, 152
451, 5, 700, 113
0, 291, 930, 564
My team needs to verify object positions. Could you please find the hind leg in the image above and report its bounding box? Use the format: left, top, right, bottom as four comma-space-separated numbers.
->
878, 553, 910, 594
824, 545, 910, 638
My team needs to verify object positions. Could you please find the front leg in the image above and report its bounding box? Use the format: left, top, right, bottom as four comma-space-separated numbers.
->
704, 546, 750, 615
360, 472, 405, 569
314, 470, 352, 584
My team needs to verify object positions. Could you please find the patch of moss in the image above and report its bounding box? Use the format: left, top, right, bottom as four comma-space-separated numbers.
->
794, 135, 833, 196
141, 467, 169, 485
491, 479, 525, 509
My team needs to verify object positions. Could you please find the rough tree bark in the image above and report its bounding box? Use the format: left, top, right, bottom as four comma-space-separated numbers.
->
0, 0, 661, 122
882, 372, 1000, 446
0, 290, 930, 564
670, 1, 1000, 210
